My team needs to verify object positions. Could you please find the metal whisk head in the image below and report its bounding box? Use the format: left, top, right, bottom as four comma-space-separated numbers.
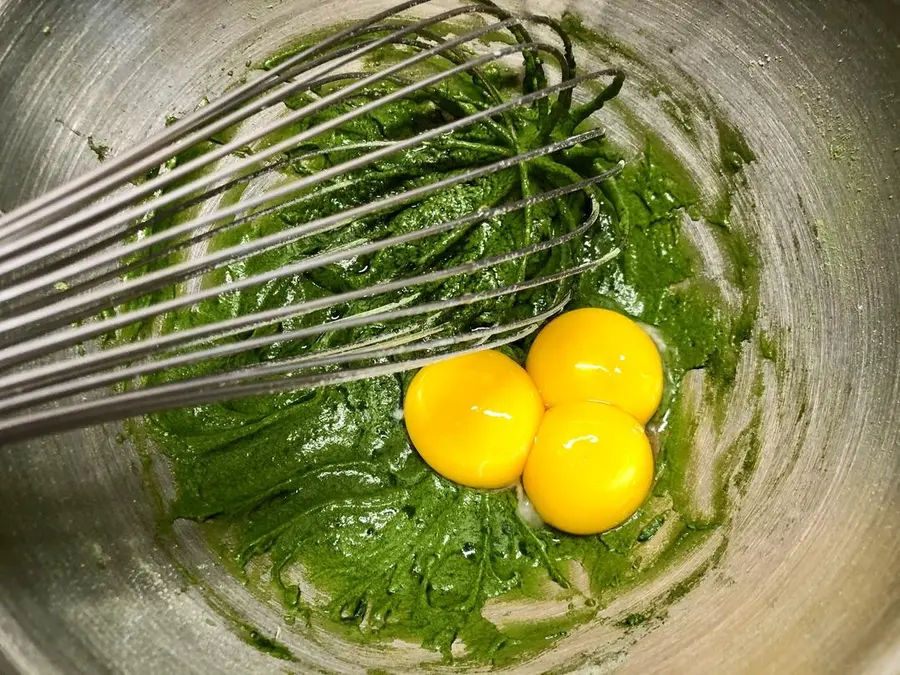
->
0, 0, 625, 443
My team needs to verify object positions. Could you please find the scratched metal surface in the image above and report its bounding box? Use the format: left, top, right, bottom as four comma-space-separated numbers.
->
0, 0, 897, 673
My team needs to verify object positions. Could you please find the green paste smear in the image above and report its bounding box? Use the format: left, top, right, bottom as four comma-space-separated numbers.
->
130, 7, 760, 668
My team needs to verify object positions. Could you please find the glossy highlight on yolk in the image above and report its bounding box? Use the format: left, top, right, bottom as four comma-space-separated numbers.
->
523, 401, 654, 535
526, 307, 664, 424
404, 350, 544, 489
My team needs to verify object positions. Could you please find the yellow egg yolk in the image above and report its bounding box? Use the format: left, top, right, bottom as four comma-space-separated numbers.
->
404, 350, 544, 489
526, 307, 664, 424
523, 400, 654, 535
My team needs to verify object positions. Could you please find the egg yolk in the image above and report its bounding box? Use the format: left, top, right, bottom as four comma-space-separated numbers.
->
523, 400, 654, 535
404, 350, 544, 489
526, 307, 664, 424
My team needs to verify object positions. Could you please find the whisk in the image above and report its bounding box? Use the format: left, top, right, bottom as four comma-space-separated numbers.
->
0, 0, 626, 443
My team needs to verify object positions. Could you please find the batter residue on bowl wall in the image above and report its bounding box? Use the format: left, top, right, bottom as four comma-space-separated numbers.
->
127, 10, 768, 667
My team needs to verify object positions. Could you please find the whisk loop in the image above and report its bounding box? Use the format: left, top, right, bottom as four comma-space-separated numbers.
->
0, 0, 626, 442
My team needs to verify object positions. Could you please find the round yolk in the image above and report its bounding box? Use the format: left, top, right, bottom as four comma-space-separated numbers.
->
525, 307, 664, 424
404, 350, 544, 489
523, 400, 654, 535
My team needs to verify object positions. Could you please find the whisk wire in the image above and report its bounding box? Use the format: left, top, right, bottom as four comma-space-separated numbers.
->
0, 319, 545, 444
0, 11, 526, 270
0, 179, 617, 402
0, 0, 628, 443
0, 127, 614, 355
0, 0, 446, 237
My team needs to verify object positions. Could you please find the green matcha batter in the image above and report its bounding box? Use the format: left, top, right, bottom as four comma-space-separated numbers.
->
130, 11, 761, 667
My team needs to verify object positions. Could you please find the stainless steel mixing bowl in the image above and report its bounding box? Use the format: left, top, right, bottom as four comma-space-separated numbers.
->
1, 0, 898, 672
